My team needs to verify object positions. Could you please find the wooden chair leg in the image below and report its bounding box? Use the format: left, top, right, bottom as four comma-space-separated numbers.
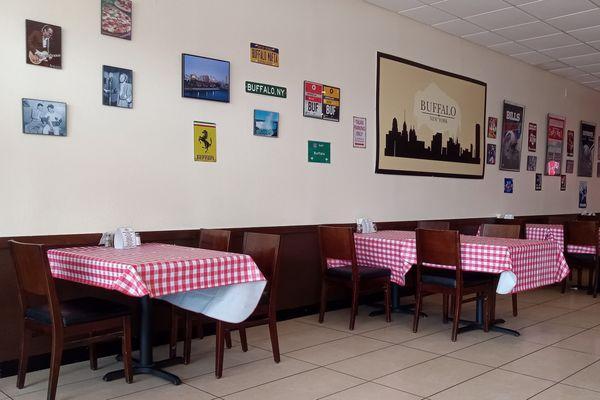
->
412, 284, 423, 333
318, 280, 328, 323
122, 316, 133, 384
17, 326, 31, 389
588, 268, 594, 295
442, 294, 449, 324
183, 311, 193, 365
89, 343, 98, 371
47, 333, 63, 400
169, 307, 178, 360
562, 276, 567, 293
578, 269, 583, 288
511, 293, 518, 317
384, 281, 392, 323
268, 318, 280, 363
349, 283, 359, 331
215, 320, 225, 379
225, 330, 232, 349
593, 262, 600, 298
451, 292, 462, 342
239, 328, 248, 352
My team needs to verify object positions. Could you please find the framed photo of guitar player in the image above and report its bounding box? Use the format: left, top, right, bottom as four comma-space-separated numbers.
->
25, 20, 62, 69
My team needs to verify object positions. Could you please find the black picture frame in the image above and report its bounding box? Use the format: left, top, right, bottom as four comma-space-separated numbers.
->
375, 52, 487, 179
22, 97, 67, 136
181, 53, 230, 103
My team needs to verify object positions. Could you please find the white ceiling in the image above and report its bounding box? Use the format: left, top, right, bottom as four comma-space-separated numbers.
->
365, 0, 600, 91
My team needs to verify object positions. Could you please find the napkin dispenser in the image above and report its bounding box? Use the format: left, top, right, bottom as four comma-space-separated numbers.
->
113, 227, 139, 249
356, 218, 377, 234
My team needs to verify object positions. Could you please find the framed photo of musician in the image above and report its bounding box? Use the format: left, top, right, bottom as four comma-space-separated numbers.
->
22, 98, 67, 136
25, 20, 61, 69
102, 65, 133, 108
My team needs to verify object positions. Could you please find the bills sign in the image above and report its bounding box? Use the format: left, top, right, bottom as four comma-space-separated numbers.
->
303, 81, 340, 122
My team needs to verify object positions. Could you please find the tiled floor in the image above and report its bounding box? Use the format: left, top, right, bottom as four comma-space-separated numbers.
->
4, 286, 600, 399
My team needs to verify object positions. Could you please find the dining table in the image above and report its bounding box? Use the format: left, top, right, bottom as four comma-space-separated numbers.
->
525, 223, 597, 254
329, 230, 570, 335
46, 243, 266, 385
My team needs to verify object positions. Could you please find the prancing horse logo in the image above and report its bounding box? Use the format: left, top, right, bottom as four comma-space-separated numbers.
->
198, 129, 212, 153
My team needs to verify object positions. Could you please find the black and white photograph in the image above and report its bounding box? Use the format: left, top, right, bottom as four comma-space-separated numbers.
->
22, 98, 66, 136
103, 65, 133, 108
526, 155, 537, 171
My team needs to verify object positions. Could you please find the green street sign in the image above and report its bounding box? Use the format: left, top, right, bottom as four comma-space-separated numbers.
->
245, 81, 287, 98
308, 141, 331, 164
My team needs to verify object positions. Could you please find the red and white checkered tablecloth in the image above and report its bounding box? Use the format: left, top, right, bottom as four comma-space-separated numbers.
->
47, 243, 265, 298
526, 224, 596, 255
329, 230, 569, 293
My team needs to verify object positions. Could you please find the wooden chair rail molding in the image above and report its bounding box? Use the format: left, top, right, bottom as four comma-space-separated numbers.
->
0, 213, 580, 371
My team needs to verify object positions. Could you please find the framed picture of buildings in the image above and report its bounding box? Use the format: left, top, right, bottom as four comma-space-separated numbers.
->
376, 52, 486, 178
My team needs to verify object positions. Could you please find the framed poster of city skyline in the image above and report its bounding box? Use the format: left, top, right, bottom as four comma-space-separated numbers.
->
376, 52, 486, 178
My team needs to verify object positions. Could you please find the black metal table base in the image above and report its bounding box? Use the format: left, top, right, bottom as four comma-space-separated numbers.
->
107, 296, 183, 385
456, 318, 520, 337
103, 366, 182, 385
369, 285, 428, 317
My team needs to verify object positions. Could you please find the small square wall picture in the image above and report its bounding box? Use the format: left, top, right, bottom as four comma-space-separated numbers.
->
182, 54, 230, 103
253, 110, 279, 137
504, 178, 513, 194
527, 155, 537, 171
486, 144, 496, 165
22, 98, 67, 136
102, 65, 133, 108
26, 20, 62, 69
101, 0, 132, 40
535, 173, 542, 191
566, 159, 574, 174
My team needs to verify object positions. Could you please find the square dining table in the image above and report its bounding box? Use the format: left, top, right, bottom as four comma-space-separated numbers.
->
329, 230, 569, 335
47, 243, 266, 385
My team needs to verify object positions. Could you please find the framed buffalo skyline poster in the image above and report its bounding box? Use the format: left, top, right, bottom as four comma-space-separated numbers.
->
376, 52, 486, 178
499, 101, 524, 172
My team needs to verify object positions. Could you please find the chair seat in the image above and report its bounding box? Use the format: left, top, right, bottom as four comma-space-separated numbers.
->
422, 269, 492, 289
565, 253, 597, 267
25, 297, 130, 327
326, 265, 391, 279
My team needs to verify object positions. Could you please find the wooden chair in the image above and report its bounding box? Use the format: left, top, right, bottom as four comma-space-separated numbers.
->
412, 229, 493, 342
318, 226, 392, 331
417, 220, 450, 230
214, 232, 282, 378
169, 229, 231, 363
480, 224, 521, 316
563, 221, 600, 297
9, 241, 133, 400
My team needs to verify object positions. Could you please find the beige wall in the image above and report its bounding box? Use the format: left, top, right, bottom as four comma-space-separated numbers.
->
1, 0, 600, 236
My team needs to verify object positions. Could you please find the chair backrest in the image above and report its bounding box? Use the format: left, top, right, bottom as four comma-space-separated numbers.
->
577, 214, 598, 221
415, 229, 461, 268
317, 226, 358, 278
8, 240, 61, 325
547, 215, 573, 224
480, 224, 520, 239
243, 232, 281, 311
415, 229, 462, 286
198, 229, 231, 252
417, 220, 450, 230
565, 221, 598, 248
